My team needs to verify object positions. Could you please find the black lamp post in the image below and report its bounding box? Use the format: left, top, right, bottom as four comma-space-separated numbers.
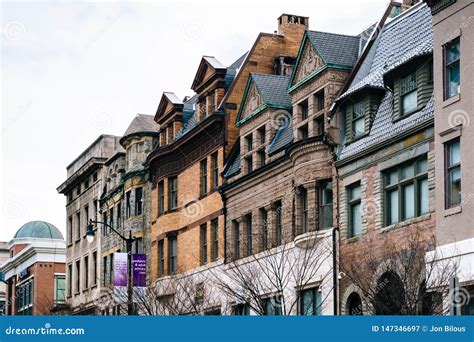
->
86, 219, 138, 315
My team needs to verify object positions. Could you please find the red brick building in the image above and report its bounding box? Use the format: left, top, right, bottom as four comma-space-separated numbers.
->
0, 221, 66, 315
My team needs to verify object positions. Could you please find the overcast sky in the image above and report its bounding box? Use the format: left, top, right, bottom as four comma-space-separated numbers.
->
0, 0, 388, 241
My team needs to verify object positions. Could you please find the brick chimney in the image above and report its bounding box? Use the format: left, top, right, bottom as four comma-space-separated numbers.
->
277, 14, 309, 36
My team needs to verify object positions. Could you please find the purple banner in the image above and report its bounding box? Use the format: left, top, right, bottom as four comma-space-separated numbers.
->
114, 253, 128, 287
133, 254, 146, 287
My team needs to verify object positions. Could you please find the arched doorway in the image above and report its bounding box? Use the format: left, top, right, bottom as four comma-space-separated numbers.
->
374, 271, 405, 315
346, 292, 363, 315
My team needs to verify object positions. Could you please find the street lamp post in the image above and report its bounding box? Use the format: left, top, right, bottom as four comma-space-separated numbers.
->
86, 219, 138, 315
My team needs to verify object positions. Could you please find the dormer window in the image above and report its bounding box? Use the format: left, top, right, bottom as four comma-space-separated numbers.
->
351, 101, 365, 138
400, 73, 417, 115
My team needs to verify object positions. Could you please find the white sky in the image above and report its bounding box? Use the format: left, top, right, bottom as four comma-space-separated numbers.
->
0, 0, 388, 241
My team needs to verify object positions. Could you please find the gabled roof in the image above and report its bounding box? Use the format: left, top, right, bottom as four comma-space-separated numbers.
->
236, 73, 291, 126
338, 2, 432, 100
154, 91, 184, 123
338, 3, 434, 161
289, 30, 362, 91
307, 31, 361, 67
191, 56, 227, 91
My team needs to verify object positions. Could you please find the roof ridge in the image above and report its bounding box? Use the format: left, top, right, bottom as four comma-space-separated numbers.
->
383, 1, 426, 30
308, 29, 359, 39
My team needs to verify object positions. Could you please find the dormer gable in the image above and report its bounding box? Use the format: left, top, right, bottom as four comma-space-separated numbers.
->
154, 92, 184, 125
191, 56, 227, 94
236, 73, 291, 127
289, 31, 361, 92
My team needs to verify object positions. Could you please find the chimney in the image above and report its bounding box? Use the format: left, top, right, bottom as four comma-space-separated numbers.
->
277, 14, 309, 36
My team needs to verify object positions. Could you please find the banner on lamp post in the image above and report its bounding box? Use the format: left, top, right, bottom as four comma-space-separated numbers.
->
114, 252, 128, 288
133, 254, 146, 288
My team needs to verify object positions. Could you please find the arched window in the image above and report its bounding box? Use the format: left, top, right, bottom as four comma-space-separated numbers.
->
346, 292, 363, 315
374, 271, 405, 315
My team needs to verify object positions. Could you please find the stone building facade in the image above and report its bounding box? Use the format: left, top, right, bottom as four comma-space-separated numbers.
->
330, 3, 439, 315
424, 0, 474, 315
98, 114, 158, 314
220, 23, 371, 315
57, 134, 121, 314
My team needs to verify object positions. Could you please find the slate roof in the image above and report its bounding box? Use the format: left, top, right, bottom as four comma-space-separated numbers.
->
252, 73, 292, 108
338, 3, 434, 160
339, 3, 433, 100
307, 31, 361, 67
122, 114, 159, 138
268, 115, 293, 155
222, 153, 241, 178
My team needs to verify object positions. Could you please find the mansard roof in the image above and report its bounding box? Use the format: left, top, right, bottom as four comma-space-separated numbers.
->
337, 2, 434, 161
338, 3, 432, 100
267, 115, 293, 155
236, 73, 291, 126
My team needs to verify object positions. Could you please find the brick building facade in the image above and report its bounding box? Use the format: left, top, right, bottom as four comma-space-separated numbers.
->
0, 221, 66, 315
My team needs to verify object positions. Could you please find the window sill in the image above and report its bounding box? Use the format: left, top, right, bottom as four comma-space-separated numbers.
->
345, 235, 362, 243
380, 213, 431, 232
442, 94, 460, 108
444, 205, 461, 217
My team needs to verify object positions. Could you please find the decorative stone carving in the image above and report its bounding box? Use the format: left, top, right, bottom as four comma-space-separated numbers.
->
241, 81, 262, 119
294, 41, 324, 85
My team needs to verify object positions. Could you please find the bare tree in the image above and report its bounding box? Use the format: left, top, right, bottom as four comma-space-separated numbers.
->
208, 235, 334, 315
340, 229, 460, 315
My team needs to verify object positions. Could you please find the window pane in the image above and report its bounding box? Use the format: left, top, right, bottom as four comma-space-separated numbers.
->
402, 90, 417, 114
353, 101, 364, 118
447, 62, 460, 98
448, 166, 461, 206
448, 141, 461, 166
419, 178, 429, 214
402, 164, 414, 179
351, 203, 362, 236
388, 170, 398, 185
301, 290, 314, 315
417, 158, 428, 174
353, 117, 365, 137
350, 185, 361, 201
446, 41, 460, 63
403, 183, 415, 219
388, 189, 399, 224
